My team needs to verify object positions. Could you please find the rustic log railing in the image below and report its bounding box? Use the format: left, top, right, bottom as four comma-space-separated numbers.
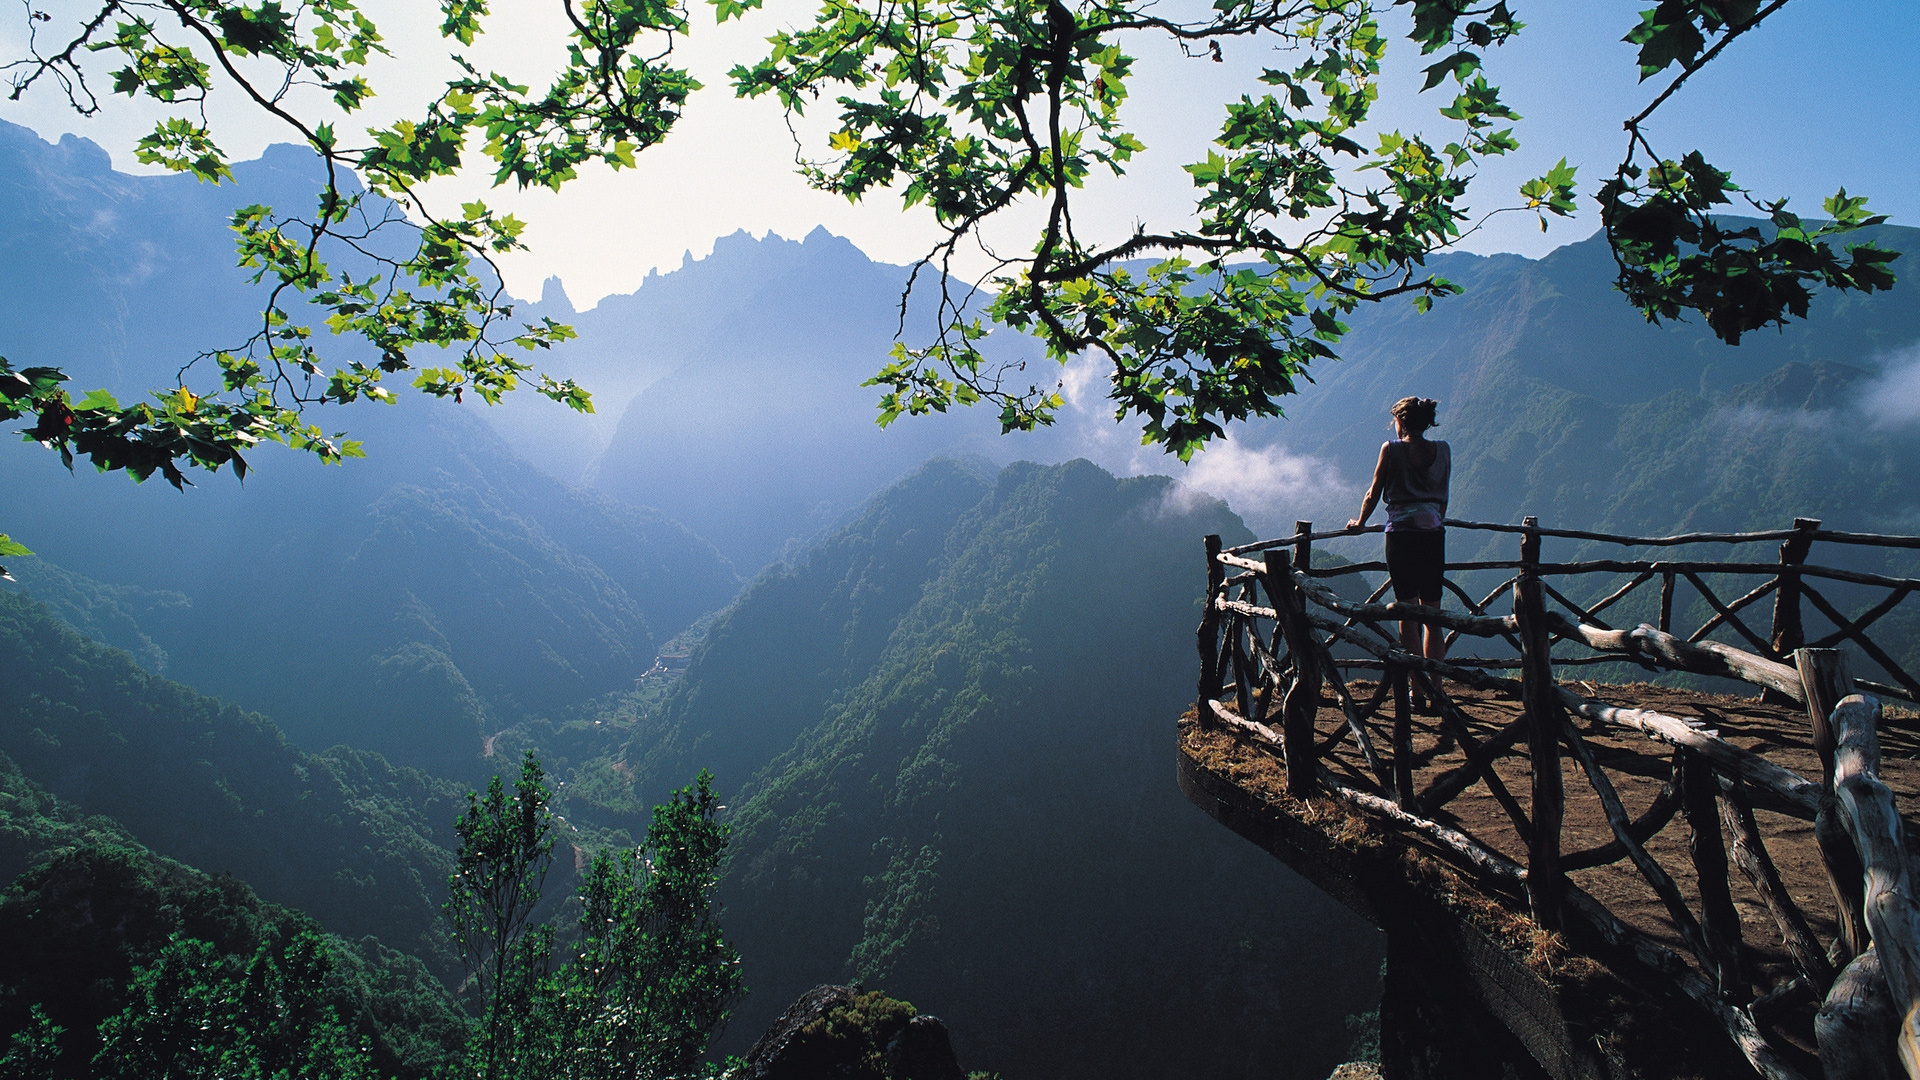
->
1195, 517, 1920, 1080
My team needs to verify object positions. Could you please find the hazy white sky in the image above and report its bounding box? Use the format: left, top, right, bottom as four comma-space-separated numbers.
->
5, 0, 1915, 308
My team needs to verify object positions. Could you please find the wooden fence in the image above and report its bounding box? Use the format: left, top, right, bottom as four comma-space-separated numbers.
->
1195, 516, 1920, 1080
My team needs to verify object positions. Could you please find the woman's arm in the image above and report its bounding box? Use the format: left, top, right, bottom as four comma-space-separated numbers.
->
1348, 443, 1391, 529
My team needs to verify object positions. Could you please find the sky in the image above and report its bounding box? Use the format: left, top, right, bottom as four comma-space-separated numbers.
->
3, 0, 1916, 309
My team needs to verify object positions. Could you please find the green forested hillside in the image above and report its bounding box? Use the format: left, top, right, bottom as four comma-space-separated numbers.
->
592, 460, 1383, 1080
3, 399, 740, 778
570, 458, 998, 811
1271, 223, 1920, 539
0, 591, 461, 960
0, 767, 465, 1079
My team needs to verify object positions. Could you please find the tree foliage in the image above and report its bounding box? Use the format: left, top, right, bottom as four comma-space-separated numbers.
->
445, 755, 743, 1080
731, 0, 1896, 456
0, 0, 1899, 491
2, 0, 696, 487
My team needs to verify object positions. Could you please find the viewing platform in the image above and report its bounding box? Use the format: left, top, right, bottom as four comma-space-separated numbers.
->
1180, 518, 1920, 1079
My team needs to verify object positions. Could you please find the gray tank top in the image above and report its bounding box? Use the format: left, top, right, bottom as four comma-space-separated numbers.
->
1382, 439, 1449, 530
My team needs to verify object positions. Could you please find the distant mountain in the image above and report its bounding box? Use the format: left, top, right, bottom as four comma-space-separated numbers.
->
1249, 222, 1920, 543
0, 121, 746, 775
2, 398, 740, 776
571, 228, 1019, 570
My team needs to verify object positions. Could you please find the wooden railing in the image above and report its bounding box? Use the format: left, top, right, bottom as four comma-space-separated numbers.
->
1195, 517, 1920, 1080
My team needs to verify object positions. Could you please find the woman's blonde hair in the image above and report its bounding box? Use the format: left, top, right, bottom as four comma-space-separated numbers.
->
1391, 396, 1439, 435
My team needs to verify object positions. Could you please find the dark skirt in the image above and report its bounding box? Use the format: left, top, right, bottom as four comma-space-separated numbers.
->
1385, 528, 1445, 603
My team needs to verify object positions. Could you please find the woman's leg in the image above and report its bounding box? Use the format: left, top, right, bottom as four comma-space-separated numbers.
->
1422, 598, 1447, 660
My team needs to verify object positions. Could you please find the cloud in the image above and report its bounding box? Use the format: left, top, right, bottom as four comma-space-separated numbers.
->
1154, 436, 1355, 535
1861, 345, 1920, 429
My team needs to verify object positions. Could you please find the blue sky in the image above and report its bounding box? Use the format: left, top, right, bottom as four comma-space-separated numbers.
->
4, 0, 1913, 307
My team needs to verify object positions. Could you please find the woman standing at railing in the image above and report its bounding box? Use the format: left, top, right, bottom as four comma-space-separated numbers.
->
1349, 397, 1451, 680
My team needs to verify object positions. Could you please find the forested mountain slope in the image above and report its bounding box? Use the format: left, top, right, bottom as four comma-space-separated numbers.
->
1261, 223, 1920, 542
2, 402, 738, 777
568, 459, 1384, 1080
0, 591, 461, 960
0, 754, 465, 1078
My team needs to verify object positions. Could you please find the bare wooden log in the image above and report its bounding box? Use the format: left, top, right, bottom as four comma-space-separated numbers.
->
1313, 643, 1392, 789
1563, 768, 1681, 871
1413, 673, 1532, 845
1229, 518, 1920, 552
1683, 570, 1777, 655
1683, 747, 1745, 999
1302, 607, 1524, 697
1860, 678, 1920, 707
1585, 569, 1656, 623
1267, 549, 1321, 798
1558, 692, 1823, 820
1822, 801, 1873, 966
1392, 664, 1415, 808
1415, 715, 1531, 814
1318, 771, 1527, 886
1661, 571, 1677, 634
1819, 948, 1903, 1080
1562, 722, 1716, 974
1722, 785, 1837, 993
1560, 883, 1812, 1080
1307, 614, 1826, 821
1197, 534, 1225, 726
1772, 518, 1820, 660
1546, 613, 1806, 703
1542, 578, 1614, 630
1689, 576, 1781, 646
1517, 519, 1565, 931
1289, 569, 1521, 638
1209, 698, 1285, 748
1831, 694, 1920, 1076
1803, 585, 1920, 704
1800, 648, 1857, 787
1229, 615, 1256, 725
1811, 587, 1915, 651
1805, 651, 1872, 967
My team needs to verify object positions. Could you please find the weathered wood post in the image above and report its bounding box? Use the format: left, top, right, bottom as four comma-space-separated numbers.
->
1197, 534, 1224, 728
1764, 519, 1821, 708
1391, 671, 1414, 808
1268, 541, 1320, 799
1514, 516, 1565, 930
1800, 646, 1872, 965
1682, 747, 1744, 999
1829, 693, 1920, 1076
1659, 571, 1676, 634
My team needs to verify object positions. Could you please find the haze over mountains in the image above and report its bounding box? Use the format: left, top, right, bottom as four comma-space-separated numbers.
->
3, 120, 1919, 1078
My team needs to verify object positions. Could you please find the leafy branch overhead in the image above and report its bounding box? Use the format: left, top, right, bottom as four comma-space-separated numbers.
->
3, 0, 697, 485
1602, 0, 1898, 344
725, 0, 1894, 457
0, 0, 1901, 487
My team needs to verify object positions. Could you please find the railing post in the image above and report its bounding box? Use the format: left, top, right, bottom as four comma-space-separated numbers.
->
1293, 520, 1313, 575
1659, 571, 1676, 634
1769, 517, 1821, 659
1514, 516, 1565, 931
1797, 646, 1870, 963
1681, 747, 1744, 1000
1196, 534, 1224, 728
1267, 546, 1320, 799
